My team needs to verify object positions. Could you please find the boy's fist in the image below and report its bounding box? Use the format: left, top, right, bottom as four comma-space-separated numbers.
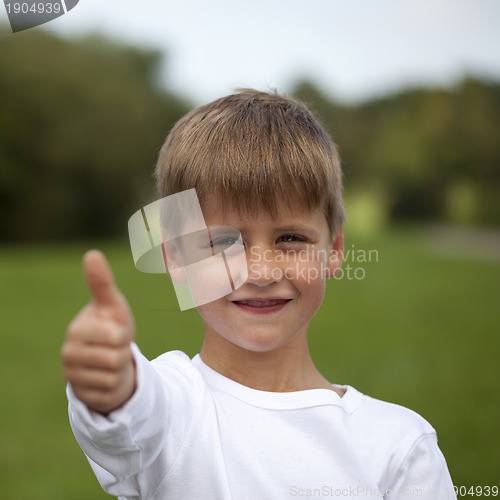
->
62, 250, 136, 415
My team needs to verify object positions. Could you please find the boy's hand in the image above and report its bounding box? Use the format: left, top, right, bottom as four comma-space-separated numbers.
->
62, 250, 136, 415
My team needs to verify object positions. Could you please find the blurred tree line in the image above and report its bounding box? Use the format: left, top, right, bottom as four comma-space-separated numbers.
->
293, 79, 500, 230
1, 25, 499, 242
0, 26, 190, 241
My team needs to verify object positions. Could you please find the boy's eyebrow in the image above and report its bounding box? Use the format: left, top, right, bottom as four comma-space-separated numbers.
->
206, 224, 321, 238
273, 224, 320, 235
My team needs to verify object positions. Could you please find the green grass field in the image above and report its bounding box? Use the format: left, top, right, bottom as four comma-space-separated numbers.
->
0, 226, 498, 499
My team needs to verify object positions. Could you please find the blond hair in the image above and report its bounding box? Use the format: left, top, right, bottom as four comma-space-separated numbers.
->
155, 89, 345, 239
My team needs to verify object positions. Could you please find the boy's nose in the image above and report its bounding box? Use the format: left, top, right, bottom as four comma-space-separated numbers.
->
245, 246, 283, 286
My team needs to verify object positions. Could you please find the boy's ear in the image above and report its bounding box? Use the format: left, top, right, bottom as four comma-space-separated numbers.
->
325, 230, 344, 278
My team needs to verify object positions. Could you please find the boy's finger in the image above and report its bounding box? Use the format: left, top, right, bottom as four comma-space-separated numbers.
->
76, 319, 131, 347
83, 250, 125, 314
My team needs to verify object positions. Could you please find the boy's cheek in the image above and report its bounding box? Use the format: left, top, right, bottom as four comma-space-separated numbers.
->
283, 260, 329, 286
175, 246, 247, 310
196, 299, 230, 331
184, 258, 233, 307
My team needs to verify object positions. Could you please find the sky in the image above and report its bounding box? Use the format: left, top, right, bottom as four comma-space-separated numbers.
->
2, 0, 500, 104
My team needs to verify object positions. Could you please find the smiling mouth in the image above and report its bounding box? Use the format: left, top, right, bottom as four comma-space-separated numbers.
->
230, 298, 292, 313
234, 299, 290, 307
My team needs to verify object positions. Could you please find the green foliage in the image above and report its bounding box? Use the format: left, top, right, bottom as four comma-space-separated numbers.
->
293, 78, 500, 227
1, 24, 499, 241
0, 27, 191, 241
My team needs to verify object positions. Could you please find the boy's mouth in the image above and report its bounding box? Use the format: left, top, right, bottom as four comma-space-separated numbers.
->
230, 298, 292, 314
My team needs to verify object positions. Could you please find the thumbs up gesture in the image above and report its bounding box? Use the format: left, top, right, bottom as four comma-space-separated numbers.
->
62, 250, 136, 415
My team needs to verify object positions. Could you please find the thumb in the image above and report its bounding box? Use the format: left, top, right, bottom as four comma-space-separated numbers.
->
83, 250, 132, 325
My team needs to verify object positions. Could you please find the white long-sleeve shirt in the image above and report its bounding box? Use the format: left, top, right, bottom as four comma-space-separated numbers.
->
67, 344, 457, 499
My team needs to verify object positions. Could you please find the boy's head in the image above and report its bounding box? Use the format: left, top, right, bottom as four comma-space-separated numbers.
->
155, 89, 345, 241
153, 90, 346, 355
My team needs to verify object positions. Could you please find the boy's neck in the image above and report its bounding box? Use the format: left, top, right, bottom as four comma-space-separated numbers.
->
199, 333, 344, 396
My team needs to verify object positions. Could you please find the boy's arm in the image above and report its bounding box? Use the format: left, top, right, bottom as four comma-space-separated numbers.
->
61, 250, 136, 415
62, 250, 173, 496
66, 341, 170, 497
389, 433, 457, 499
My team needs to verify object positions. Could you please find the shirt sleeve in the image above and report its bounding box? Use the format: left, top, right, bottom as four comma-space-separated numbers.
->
387, 433, 457, 500
67, 343, 199, 498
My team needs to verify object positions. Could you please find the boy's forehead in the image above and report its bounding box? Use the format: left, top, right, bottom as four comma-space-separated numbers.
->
199, 195, 327, 231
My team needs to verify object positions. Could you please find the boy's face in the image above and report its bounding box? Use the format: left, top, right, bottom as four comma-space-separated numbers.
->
195, 196, 343, 356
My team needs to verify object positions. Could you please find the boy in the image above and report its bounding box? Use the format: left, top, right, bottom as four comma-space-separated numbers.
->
62, 90, 456, 499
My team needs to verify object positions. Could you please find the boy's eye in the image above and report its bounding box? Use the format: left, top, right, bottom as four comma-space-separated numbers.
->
277, 234, 306, 243
207, 226, 242, 251
211, 237, 238, 248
